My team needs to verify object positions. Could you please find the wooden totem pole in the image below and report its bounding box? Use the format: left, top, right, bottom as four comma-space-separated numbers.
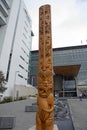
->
36, 5, 54, 130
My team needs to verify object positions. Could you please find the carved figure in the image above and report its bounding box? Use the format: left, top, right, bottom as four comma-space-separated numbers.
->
36, 81, 54, 130
36, 5, 54, 130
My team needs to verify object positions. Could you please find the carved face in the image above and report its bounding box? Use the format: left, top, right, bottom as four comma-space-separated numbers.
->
38, 83, 49, 98
38, 82, 52, 98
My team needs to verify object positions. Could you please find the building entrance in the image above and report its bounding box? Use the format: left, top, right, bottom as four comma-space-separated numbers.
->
54, 65, 80, 97
54, 75, 77, 97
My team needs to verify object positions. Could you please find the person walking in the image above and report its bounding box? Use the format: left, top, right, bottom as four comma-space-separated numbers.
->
79, 92, 82, 101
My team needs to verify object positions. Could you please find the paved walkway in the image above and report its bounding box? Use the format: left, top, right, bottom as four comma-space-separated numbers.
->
68, 98, 87, 130
0, 98, 36, 130
0, 98, 87, 130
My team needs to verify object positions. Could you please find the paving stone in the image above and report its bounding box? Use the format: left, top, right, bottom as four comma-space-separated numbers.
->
0, 116, 16, 129
25, 105, 37, 112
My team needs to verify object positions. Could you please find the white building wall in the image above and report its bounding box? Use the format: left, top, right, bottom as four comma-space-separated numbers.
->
0, 0, 20, 75
0, 0, 13, 56
0, 0, 33, 97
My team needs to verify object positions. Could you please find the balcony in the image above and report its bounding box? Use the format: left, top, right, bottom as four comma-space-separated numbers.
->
1, 0, 10, 9
0, 11, 6, 26
0, 0, 8, 17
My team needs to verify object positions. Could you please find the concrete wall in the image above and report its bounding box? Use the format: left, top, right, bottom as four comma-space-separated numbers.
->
15, 85, 37, 98
0, 0, 13, 56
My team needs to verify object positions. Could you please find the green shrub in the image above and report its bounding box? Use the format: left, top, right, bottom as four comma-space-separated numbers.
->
0, 96, 12, 103
18, 96, 26, 100
28, 95, 32, 97
32, 95, 37, 97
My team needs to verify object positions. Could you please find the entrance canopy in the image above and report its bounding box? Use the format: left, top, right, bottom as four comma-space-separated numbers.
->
53, 65, 80, 77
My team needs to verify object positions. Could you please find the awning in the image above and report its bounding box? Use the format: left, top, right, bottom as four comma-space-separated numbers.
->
53, 65, 80, 77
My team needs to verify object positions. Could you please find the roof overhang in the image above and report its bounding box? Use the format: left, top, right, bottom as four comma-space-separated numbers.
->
53, 65, 81, 77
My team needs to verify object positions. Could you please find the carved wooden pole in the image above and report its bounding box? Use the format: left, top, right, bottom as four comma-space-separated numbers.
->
36, 5, 54, 130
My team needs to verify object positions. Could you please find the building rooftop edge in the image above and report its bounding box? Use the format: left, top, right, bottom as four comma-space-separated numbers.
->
31, 44, 87, 53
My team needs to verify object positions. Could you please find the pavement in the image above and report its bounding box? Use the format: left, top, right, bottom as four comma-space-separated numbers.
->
68, 98, 87, 130
0, 98, 36, 130
0, 98, 87, 130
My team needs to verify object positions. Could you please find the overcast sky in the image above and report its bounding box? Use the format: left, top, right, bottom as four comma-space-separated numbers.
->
23, 0, 87, 50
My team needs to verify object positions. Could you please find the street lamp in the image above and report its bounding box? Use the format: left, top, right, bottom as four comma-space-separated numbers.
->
13, 71, 20, 101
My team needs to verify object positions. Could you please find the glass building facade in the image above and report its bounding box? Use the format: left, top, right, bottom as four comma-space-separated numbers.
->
30, 45, 87, 97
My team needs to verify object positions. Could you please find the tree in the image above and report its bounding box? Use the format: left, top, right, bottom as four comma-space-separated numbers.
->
0, 71, 7, 93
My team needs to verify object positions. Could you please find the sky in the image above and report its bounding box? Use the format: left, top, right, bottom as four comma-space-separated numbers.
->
23, 0, 87, 50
